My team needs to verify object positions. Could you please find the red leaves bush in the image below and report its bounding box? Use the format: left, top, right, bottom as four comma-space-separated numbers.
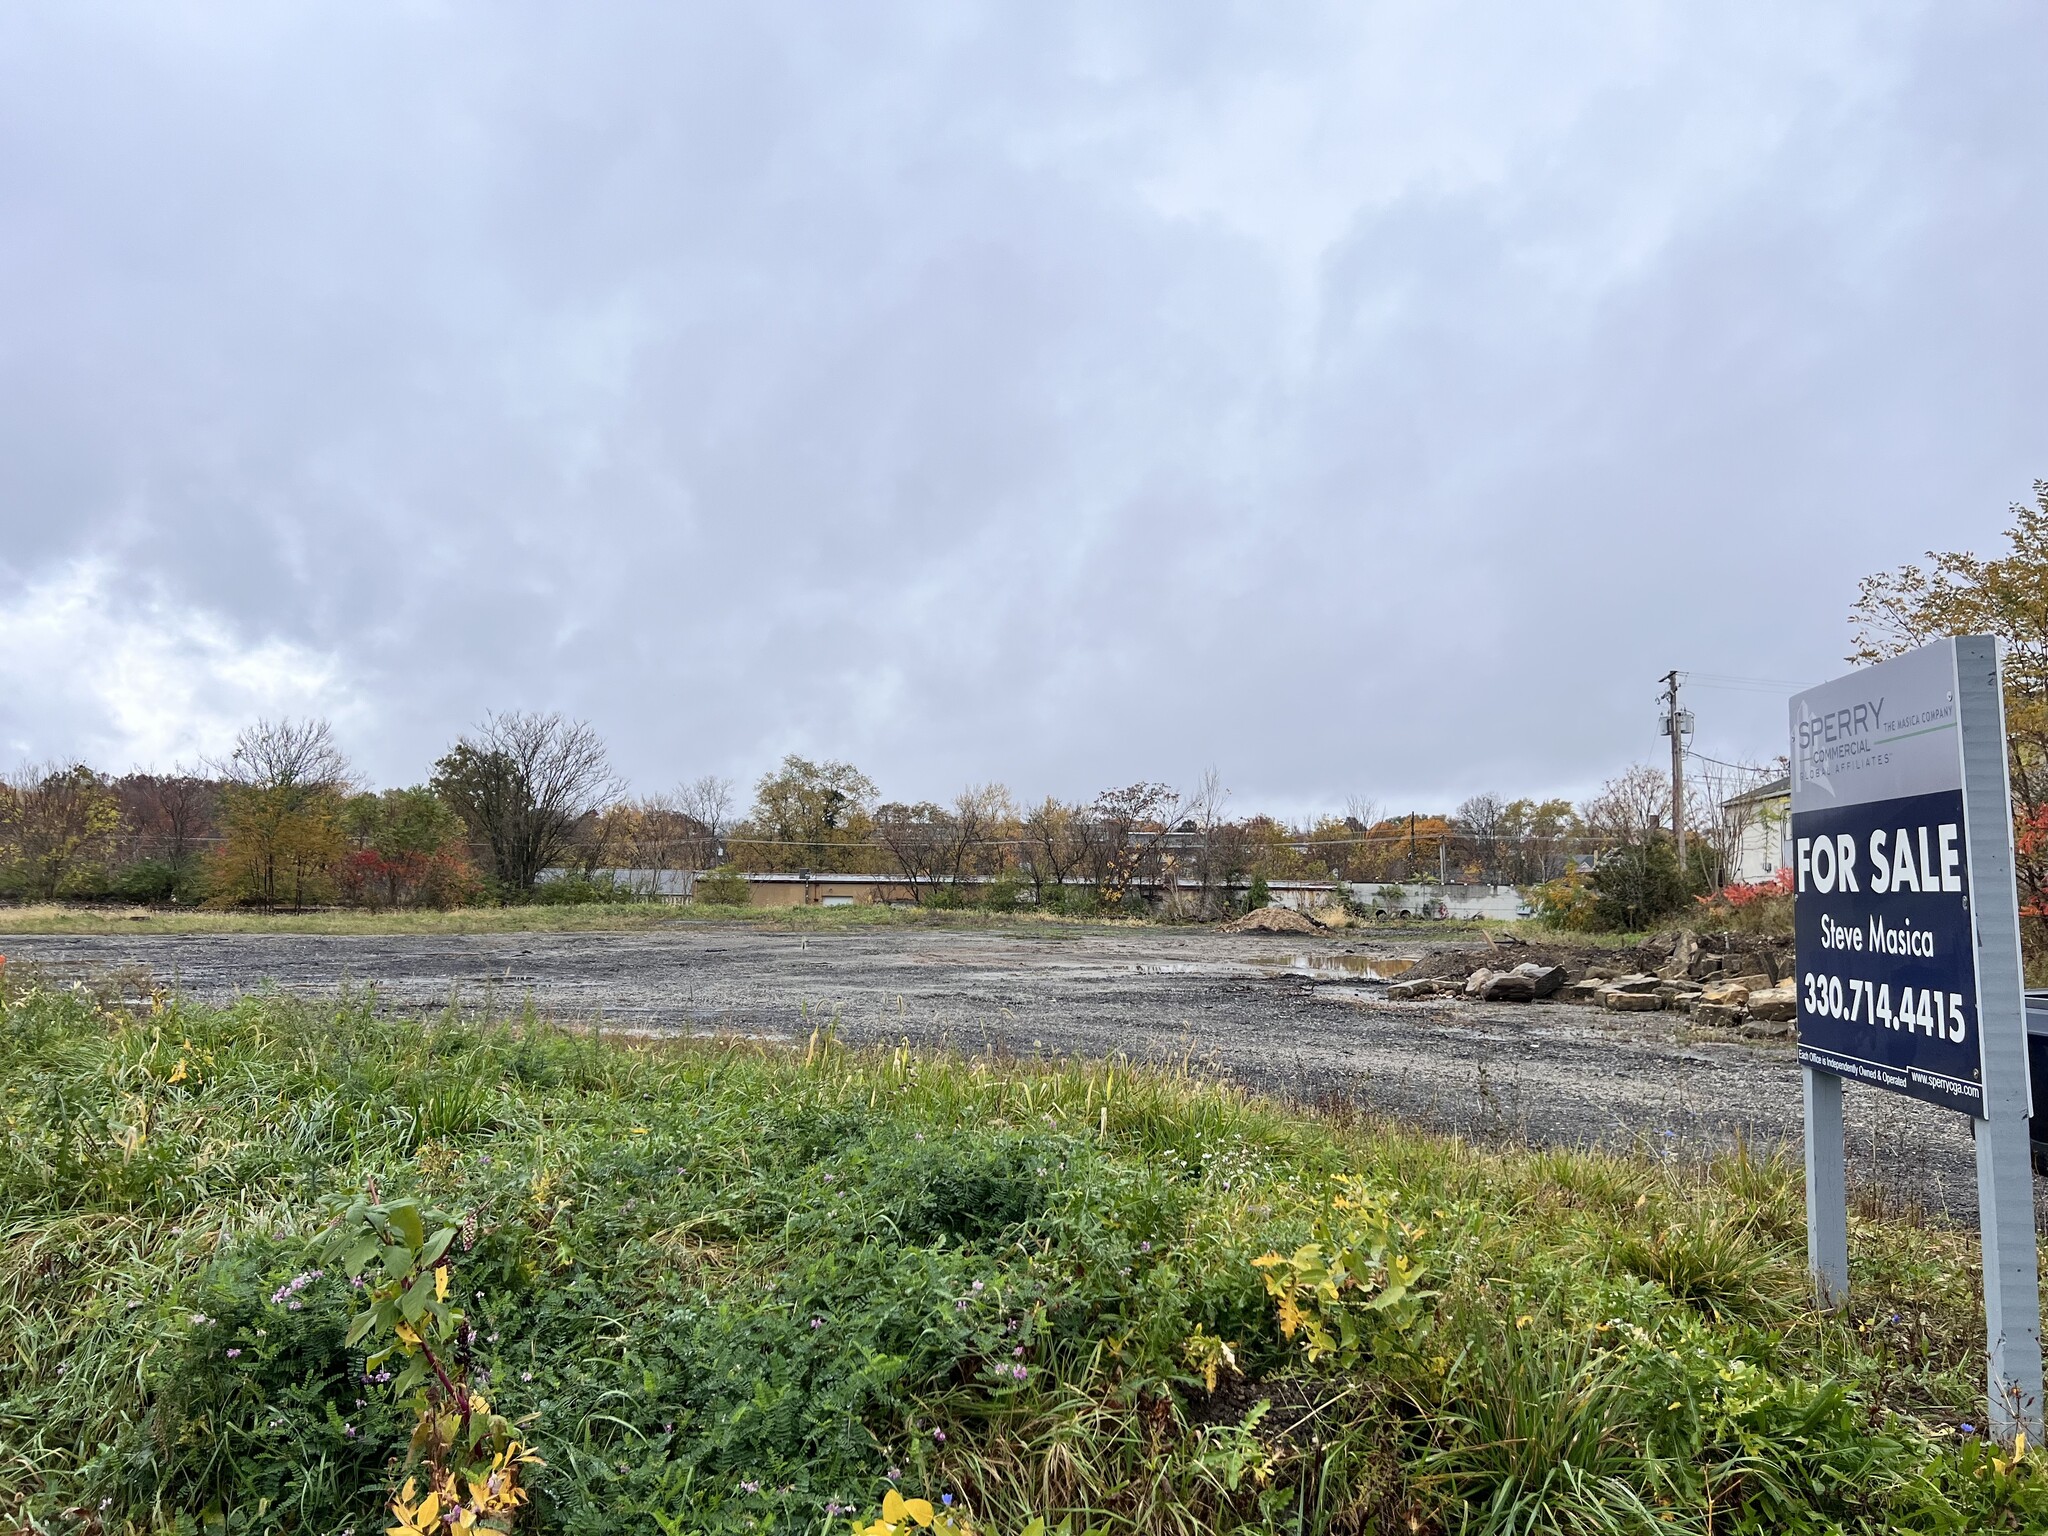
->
336, 849, 480, 911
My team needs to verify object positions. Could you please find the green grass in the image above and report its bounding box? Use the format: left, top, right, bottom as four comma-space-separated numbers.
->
1, 977, 2042, 1535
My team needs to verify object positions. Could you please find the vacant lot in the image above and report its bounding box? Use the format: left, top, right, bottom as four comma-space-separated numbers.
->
2, 921, 1994, 1221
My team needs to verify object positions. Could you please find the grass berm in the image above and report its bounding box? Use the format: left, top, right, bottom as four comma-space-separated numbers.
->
2, 967, 2043, 1534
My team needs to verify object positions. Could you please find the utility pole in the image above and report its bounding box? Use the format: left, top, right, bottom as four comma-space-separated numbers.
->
1662, 670, 1687, 872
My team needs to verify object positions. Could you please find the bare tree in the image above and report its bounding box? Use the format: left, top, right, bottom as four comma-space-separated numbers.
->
431, 712, 622, 894
677, 774, 736, 869
1184, 768, 1240, 917
1579, 764, 1673, 848
1454, 793, 1508, 883
1689, 755, 1784, 890
873, 801, 956, 899
218, 718, 352, 796
1019, 797, 1090, 904
872, 785, 1014, 901
113, 767, 219, 867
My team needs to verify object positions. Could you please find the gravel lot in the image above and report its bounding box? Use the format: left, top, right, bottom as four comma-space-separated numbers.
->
3, 922, 2003, 1222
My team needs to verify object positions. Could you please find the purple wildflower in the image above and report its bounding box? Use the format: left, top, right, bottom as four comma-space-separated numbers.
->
269, 1270, 324, 1306
226, 1348, 242, 1359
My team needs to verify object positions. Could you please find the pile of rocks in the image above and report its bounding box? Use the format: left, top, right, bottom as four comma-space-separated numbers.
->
1563, 970, 1796, 1037
1380, 926, 1799, 1039
1387, 961, 1565, 1002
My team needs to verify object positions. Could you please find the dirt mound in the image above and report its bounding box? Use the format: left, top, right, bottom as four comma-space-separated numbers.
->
1222, 905, 1323, 935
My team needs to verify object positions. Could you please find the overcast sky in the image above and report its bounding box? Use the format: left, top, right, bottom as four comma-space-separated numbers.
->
1, 3, 2043, 815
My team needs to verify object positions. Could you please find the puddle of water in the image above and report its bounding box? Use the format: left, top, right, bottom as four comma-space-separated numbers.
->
1264, 954, 1421, 982
1126, 954, 1423, 982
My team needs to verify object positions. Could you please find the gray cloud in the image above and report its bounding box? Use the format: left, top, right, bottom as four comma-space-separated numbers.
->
2, 2, 2043, 811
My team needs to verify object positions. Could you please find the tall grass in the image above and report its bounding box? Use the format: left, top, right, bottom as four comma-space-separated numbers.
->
0, 972, 2039, 1534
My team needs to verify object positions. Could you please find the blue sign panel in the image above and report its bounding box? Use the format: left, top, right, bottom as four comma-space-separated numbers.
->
1791, 786, 1981, 1114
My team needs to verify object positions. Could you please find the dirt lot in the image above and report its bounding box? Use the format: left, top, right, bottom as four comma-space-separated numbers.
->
1, 921, 2004, 1222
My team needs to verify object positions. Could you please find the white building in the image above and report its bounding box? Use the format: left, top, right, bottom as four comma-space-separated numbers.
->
1721, 774, 1790, 883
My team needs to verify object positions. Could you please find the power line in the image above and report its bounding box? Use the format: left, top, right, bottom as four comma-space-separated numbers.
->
1682, 672, 1815, 694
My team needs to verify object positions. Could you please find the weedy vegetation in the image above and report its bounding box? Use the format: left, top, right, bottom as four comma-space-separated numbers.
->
1, 964, 2043, 1534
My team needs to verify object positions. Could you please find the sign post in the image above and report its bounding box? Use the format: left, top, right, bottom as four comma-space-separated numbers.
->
1791, 634, 2042, 1442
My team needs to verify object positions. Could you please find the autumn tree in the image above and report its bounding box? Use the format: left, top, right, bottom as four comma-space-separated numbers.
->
612, 789, 722, 894
1347, 813, 1455, 882
1087, 783, 1186, 910
736, 756, 879, 873
210, 719, 353, 910
338, 786, 477, 909
0, 763, 123, 898
1495, 797, 1580, 883
1851, 482, 2048, 918
432, 712, 621, 896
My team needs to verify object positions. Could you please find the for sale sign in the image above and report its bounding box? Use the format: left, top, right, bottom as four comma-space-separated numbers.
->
1790, 639, 2005, 1116
1790, 635, 2040, 1445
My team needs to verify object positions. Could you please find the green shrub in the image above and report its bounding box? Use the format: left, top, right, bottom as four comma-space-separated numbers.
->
694, 865, 750, 905
531, 873, 641, 905
113, 857, 209, 904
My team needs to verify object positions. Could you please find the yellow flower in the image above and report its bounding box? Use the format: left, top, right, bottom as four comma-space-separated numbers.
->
167, 1058, 188, 1084
884, 1488, 936, 1528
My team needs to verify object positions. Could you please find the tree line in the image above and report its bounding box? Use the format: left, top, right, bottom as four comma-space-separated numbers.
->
0, 709, 1764, 917
16, 486, 2048, 925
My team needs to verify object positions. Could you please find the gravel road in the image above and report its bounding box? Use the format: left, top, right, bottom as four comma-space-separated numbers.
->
3, 923, 2003, 1222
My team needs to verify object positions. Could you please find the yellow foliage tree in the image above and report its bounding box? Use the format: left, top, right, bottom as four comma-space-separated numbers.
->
0, 763, 123, 898
1851, 483, 2048, 921
208, 719, 352, 910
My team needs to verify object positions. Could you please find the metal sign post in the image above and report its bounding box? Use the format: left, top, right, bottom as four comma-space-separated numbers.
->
1791, 635, 2042, 1443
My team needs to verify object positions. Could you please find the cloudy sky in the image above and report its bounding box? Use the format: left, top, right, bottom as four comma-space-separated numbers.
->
1, 3, 2042, 814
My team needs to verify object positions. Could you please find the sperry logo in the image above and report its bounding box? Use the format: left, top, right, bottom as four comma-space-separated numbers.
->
1797, 696, 1884, 751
